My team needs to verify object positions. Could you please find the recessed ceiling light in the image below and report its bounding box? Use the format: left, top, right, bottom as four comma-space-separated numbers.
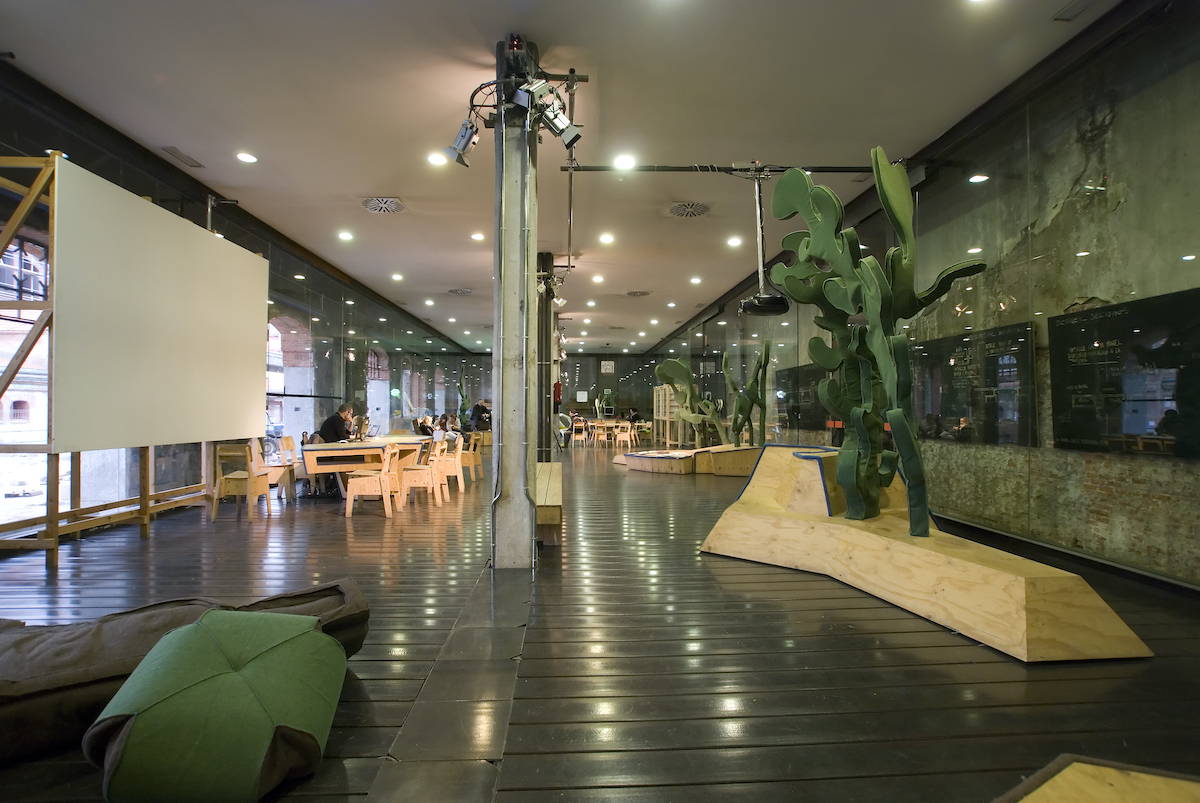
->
213, 232, 225, 239
690, 277, 701, 284
669, 349, 675, 353
650, 319, 658, 324
464, 330, 470, 334
587, 301, 596, 307
968, 174, 989, 183
441, 348, 446, 351
471, 233, 484, 240
578, 348, 583, 352
727, 237, 742, 247
622, 349, 629, 353
752, 333, 759, 337
581, 331, 588, 335
425, 300, 434, 306
290, 330, 297, 334
1076, 251, 1090, 257
348, 329, 356, 334
345, 300, 354, 305
428, 152, 448, 165
614, 154, 635, 169
486, 348, 492, 352
236, 152, 257, 163
781, 322, 789, 326
630, 341, 636, 345
695, 333, 703, 337
638, 332, 646, 337
599, 233, 614, 244
311, 317, 320, 322
476, 340, 483, 344
1035, 311, 1044, 315
667, 302, 676, 308
717, 321, 726, 326
293, 274, 305, 280
592, 275, 603, 283
448, 318, 456, 322
1185, 255, 1197, 261
583, 318, 591, 324
338, 231, 353, 241
373, 340, 379, 344
392, 274, 403, 281
426, 339, 433, 344
967, 247, 982, 254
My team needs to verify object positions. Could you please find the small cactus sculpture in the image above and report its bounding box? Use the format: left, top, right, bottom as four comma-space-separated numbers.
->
655, 358, 729, 447
457, 380, 470, 420
723, 340, 771, 446
770, 147, 986, 536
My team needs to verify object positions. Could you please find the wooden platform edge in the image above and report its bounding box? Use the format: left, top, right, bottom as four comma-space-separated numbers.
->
699, 447, 1153, 663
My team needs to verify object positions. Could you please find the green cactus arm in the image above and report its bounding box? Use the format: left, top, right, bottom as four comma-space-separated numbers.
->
886, 408, 930, 536
808, 337, 845, 372
917, 259, 988, 309
878, 449, 899, 487
817, 377, 852, 422
871, 146, 915, 266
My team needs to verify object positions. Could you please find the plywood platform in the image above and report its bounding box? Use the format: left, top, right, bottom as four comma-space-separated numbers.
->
625, 451, 696, 474
706, 445, 762, 477
535, 462, 562, 545
700, 445, 1153, 662
996, 754, 1200, 802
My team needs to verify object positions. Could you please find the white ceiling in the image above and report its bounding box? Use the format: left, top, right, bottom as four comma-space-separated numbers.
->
0, 0, 1120, 353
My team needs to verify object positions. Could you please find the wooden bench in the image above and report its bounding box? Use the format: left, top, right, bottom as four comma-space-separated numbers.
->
534, 462, 562, 545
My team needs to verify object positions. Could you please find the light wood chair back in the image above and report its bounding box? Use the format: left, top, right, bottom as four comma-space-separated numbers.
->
462, 432, 483, 480
399, 439, 446, 508
444, 433, 466, 490
213, 441, 271, 521
614, 421, 633, 449
344, 443, 394, 518
572, 421, 587, 445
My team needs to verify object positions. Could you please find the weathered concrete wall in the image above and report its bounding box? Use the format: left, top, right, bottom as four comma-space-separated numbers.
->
907, 5, 1200, 585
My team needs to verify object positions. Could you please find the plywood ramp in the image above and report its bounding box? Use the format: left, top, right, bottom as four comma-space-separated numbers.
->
701, 445, 1153, 662
535, 462, 562, 545
694, 444, 761, 477
995, 754, 1200, 803
625, 451, 695, 474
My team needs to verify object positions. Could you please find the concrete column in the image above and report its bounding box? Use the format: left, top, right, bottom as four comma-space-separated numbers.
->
491, 45, 538, 569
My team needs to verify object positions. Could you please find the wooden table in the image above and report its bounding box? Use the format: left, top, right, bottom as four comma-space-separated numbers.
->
302, 436, 431, 487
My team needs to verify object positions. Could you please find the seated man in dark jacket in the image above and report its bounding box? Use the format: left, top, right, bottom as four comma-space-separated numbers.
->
318, 404, 354, 443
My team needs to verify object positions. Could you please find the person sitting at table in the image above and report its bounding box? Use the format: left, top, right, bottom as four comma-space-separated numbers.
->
318, 404, 354, 443
627, 408, 643, 424
447, 413, 461, 433
417, 415, 435, 436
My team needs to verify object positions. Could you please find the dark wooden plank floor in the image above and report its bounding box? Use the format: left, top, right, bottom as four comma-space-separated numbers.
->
496, 448, 1200, 802
3, 447, 1200, 802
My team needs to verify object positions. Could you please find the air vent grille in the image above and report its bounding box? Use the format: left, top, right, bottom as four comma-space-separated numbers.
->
361, 197, 406, 213
626, 290, 651, 297
608, 326, 626, 331
668, 202, 710, 218
448, 288, 473, 295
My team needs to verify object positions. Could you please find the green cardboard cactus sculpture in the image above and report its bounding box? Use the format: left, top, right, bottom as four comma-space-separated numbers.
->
770, 147, 987, 536
457, 380, 470, 420
655, 358, 729, 447
593, 388, 615, 419
723, 341, 771, 446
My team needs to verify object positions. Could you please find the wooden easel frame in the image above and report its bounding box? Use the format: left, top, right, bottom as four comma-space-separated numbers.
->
0, 155, 207, 570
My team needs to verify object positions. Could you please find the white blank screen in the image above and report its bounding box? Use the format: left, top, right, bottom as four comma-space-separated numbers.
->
52, 156, 267, 453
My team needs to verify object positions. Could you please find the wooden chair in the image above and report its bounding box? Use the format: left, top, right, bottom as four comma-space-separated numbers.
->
444, 434, 466, 491
613, 421, 633, 449
213, 442, 271, 521
279, 436, 309, 496
591, 421, 610, 447
344, 444, 395, 517
399, 439, 446, 508
571, 420, 587, 446
259, 437, 296, 501
463, 433, 483, 481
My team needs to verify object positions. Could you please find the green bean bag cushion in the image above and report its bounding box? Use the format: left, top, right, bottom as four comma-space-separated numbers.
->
82, 610, 347, 803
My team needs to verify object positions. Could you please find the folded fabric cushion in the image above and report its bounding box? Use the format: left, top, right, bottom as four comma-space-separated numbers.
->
0, 578, 368, 765
82, 610, 347, 803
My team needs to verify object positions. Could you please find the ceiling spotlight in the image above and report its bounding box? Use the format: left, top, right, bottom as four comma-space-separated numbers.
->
599, 233, 614, 244
513, 78, 553, 110
650, 319, 658, 324
379, 317, 387, 322
311, 317, 320, 322
1076, 251, 1091, 257
443, 119, 480, 167
476, 340, 483, 344
717, 321, 726, 326
583, 318, 591, 323
392, 274, 403, 281
587, 300, 596, 307
967, 247, 983, 254
667, 302, 676, 308
553, 296, 567, 307
614, 154, 635, 170
293, 274, 305, 280
727, 237, 742, 246
968, 174, 989, 183
581, 331, 588, 335
448, 317, 456, 322
471, 233, 485, 241
542, 106, 582, 149
236, 152, 257, 163
338, 231, 353, 241
1184, 255, 1197, 261
425, 299, 434, 306
690, 277, 701, 284
592, 275, 603, 283
427, 152, 448, 165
